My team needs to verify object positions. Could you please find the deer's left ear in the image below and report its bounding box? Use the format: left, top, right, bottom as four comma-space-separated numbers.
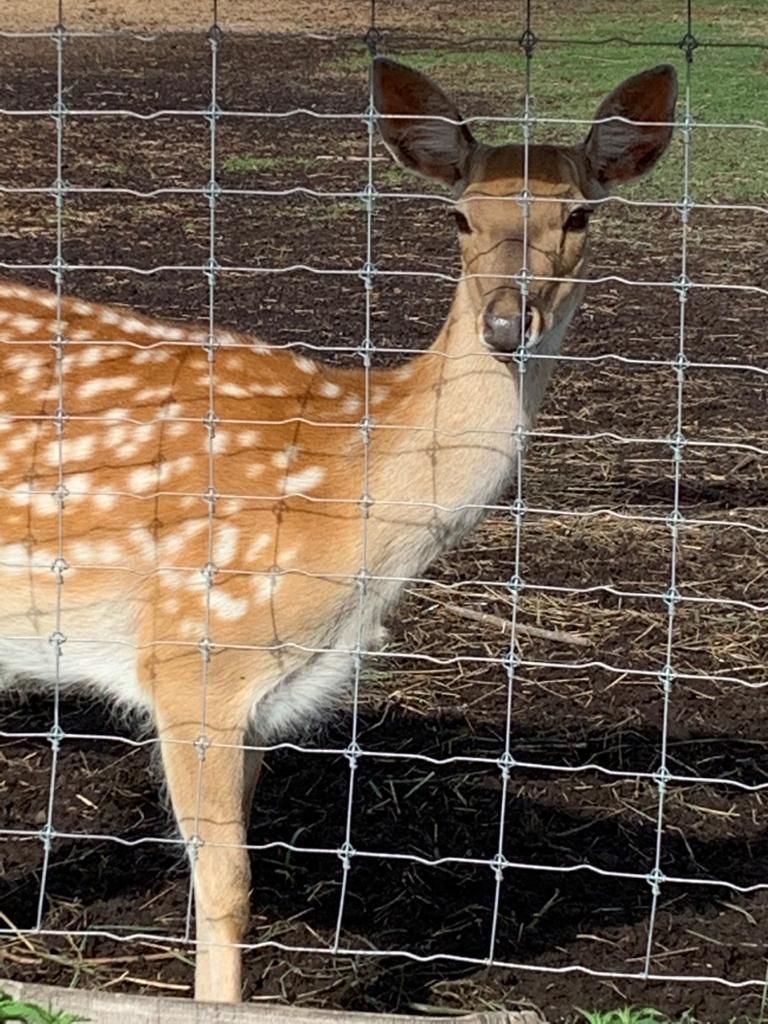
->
373, 57, 476, 187
583, 64, 678, 190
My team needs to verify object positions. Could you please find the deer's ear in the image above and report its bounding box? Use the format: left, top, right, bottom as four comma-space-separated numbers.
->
583, 64, 678, 190
373, 57, 476, 187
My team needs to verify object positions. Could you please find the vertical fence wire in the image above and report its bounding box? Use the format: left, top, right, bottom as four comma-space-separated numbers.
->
34, 0, 67, 932
184, 0, 222, 948
642, 0, 696, 975
331, 0, 379, 953
486, 0, 535, 967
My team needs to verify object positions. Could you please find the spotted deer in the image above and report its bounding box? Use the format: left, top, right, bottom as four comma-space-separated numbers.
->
0, 59, 676, 1002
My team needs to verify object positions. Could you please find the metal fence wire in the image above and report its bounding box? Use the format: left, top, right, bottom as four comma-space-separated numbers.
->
0, 0, 766, 1016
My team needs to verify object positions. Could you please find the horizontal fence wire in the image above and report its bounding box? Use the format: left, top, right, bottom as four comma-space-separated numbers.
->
0, 0, 766, 1015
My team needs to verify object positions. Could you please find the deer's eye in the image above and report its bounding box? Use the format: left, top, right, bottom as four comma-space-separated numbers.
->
453, 210, 472, 234
564, 207, 593, 232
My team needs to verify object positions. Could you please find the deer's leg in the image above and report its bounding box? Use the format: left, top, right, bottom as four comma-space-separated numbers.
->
156, 712, 252, 1003
242, 742, 264, 819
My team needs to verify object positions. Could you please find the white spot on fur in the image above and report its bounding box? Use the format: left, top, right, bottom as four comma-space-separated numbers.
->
160, 518, 208, 559
319, 379, 342, 399
79, 374, 136, 399
70, 299, 94, 316
255, 572, 282, 601
0, 542, 32, 570
9, 315, 45, 336
294, 356, 316, 374
7, 351, 44, 378
216, 330, 239, 347
132, 347, 171, 364
128, 467, 157, 494
219, 382, 250, 399
106, 422, 129, 449
246, 533, 271, 561
118, 317, 148, 335
80, 344, 109, 364
211, 431, 231, 455
63, 472, 92, 503
210, 588, 249, 621
136, 384, 171, 402
94, 490, 118, 511
283, 466, 325, 495
45, 434, 96, 466
162, 455, 194, 482
129, 526, 155, 560
341, 394, 362, 415
214, 523, 240, 567
99, 309, 122, 326
160, 402, 184, 420
237, 429, 260, 447
70, 540, 95, 563
251, 383, 287, 397
272, 445, 299, 470
7, 427, 36, 453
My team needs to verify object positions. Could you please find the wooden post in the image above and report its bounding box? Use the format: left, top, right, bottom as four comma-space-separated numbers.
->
1, 980, 547, 1024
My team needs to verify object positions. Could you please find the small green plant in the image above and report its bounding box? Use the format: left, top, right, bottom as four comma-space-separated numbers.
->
576, 1009, 672, 1024
0, 991, 88, 1024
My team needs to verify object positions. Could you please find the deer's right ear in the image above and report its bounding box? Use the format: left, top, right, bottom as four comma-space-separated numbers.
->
373, 58, 476, 187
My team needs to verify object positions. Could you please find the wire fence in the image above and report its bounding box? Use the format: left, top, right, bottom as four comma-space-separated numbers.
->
0, 0, 766, 1018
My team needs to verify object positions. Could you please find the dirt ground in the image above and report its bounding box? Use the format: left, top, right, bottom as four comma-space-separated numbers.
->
0, 12, 767, 1024
2, 0, 511, 34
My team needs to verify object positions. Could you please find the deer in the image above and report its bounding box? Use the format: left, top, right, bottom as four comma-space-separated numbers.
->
0, 58, 677, 1002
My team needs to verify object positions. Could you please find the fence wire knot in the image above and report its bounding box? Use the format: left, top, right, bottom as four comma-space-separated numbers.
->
337, 840, 356, 870
646, 866, 666, 896
490, 852, 509, 881
46, 723, 65, 750
518, 29, 538, 56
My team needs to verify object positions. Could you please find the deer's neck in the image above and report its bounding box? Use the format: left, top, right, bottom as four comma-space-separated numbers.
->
412, 281, 565, 441
370, 283, 571, 548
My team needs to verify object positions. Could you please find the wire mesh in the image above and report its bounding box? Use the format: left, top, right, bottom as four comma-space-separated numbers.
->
0, 0, 765, 1017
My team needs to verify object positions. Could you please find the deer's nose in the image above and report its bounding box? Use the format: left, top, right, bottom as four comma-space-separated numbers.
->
482, 296, 540, 356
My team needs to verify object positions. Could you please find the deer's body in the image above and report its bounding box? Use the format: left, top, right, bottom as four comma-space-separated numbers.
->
0, 273, 555, 727
0, 59, 677, 1002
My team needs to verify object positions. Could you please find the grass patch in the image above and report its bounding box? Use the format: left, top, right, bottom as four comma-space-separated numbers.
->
221, 154, 284, 174
92, 161, 127, 177
329, 1, 768, 200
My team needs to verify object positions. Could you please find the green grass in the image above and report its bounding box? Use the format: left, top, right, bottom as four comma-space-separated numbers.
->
93, 161, 127, 177
329, 0, 768, 200
221, 154, 283, 174
0, 991, 87, 1024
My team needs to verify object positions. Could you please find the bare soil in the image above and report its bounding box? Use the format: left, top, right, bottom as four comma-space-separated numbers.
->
0, 22, 766, 1024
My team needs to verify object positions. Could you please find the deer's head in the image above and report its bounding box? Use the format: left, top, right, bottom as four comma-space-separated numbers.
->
374, 58, 678, 358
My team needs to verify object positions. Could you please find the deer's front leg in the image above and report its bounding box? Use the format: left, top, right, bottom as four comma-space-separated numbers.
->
156, 711, 252, 1003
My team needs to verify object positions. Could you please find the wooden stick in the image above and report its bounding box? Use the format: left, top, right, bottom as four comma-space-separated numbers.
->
408, 592, 589, 648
